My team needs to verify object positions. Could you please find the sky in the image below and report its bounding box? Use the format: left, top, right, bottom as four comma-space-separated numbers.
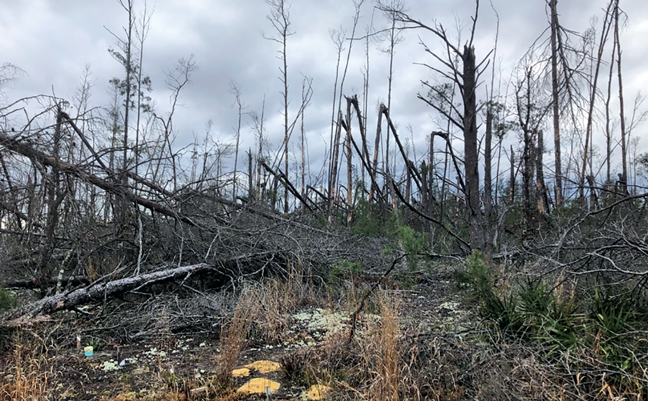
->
1, 0, 647, 186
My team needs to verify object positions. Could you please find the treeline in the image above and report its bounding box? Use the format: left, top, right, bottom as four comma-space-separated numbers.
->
0, 0, 646, 301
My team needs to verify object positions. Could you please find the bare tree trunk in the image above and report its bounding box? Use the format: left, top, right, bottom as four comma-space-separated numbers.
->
38, 109, 64, 296
462, 46, 484, 251
256, 96, 266, 202
134, 3, 152, 185
361, 22, 371, 201
536, 129, 549, 216
248, 149, 254, 200
328, 111, 343, 222
509, 146, 516, 205
349, 96, 376, 200
385, 18, 398, 210
346, 97, 353, 225
522, 124, 536, 234
484, 107, 494, 250
427, 133, 434, 215
120, 0, 135, 228
549, 0, 563, 207
264, 0, 293, 213
329, 1, 363, 217
581, 0, 614, 198
369, 107, 383, 203
605, 35, 616, 184
328, 29, 344, 204
230, 82, 244, 201
615, 0, 628, 189
301, 93, 306, 215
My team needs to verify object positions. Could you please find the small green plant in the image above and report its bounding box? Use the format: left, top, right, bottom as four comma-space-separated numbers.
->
88, 337, 103, 351
518, 279, 553, 316
161, 368, 183, 389
381, 214, 430, 270
396, 225, 428, 255
590, 286, 637, 372
329, 259, 364, 283
463, 252, 521, 332
465, 251, 493, 296
395, 271, 414, 290
483, 290, 522, 332
0, 287, 17, 312
592, 286, 634, 337
537, 297, 581, 355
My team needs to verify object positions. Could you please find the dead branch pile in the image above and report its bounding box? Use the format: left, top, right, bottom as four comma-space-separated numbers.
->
0, 103, 386, 324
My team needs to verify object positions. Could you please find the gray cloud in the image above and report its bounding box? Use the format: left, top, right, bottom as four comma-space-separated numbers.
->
1, 0, 647, 180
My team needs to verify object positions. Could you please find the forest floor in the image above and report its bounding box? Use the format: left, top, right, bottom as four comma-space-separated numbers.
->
0, 262, 532, 401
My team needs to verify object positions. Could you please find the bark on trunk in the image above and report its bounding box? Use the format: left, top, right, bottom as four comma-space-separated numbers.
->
462, 46, 484, 251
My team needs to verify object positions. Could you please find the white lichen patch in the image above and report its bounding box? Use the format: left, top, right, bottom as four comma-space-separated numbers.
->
438, 301, 461, 312
436, 299, 472, 332
143, 347, 167, 357
100, 360, 121, 372
292, 308, 349, 336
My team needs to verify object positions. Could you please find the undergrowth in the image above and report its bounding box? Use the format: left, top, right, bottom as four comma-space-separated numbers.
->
463, 251, 648, 398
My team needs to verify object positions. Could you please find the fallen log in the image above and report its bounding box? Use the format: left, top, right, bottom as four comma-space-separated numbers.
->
7, 262, 211, 319
4, 249, 282, 321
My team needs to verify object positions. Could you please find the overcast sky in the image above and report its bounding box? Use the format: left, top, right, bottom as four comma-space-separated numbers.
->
1, 0, 647, 181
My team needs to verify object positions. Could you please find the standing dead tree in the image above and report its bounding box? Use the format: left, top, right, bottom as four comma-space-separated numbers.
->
379, 0, 491, 251
264, 0, 294, 214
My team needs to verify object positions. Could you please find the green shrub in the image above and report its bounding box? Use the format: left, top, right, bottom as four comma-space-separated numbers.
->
396, 225, 429, 257
465, 251, 493, 295
329, 259, 364, 283
518, 279, 553, 316
590, 286, 637, 371
592, 286, 634, 337
538, 297, 581, 355
351, 199, 389, 238
0, 287, 16, 312
380, 213, 430, 269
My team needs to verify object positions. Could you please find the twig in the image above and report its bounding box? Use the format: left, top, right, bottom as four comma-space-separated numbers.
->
346, 253, 406, 345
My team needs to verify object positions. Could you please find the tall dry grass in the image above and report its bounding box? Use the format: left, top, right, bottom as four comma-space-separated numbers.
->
376, 293, 400, 401
214, 287, 257, 387
251, 262, 314, 343
0, 332, 52, 401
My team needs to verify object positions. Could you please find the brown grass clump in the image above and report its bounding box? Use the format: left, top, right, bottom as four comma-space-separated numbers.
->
0, 332, 52, 401
376, 292, 400, 401
214, 287, 257, 387
254, 262, 315, 343
353, 291, 402, 400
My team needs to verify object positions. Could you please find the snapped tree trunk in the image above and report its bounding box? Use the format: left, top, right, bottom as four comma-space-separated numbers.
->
462, 46, 484, 252
483, 107, 494, 252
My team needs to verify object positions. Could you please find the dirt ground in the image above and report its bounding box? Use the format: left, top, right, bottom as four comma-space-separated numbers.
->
0, 265, 482, 400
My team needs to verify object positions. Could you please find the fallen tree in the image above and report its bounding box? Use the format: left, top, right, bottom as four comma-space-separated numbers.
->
8, 262, 209, 319
3, 248, 292, 321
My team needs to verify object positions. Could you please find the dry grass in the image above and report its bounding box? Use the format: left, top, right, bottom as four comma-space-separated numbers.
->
376, 293, 400, 401
350, 290, 403, 400
0, 332, 52, 401
213, 287, 257, 387
250, 262, 315, 343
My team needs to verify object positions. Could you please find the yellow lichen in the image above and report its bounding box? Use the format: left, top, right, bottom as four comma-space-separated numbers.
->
244, 360, 282, 374
232, 367, 250, 377
306, 384, 332, 400
236, 377, 281, 394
